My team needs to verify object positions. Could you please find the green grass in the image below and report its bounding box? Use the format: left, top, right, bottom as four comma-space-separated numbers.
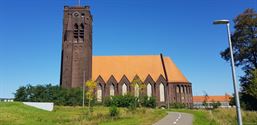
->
2, 102, 256, 125
169, 108, 257, 125
0, 102, 166, 125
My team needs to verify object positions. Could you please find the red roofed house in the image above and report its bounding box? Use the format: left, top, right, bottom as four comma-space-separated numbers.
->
193, 94, 232, 108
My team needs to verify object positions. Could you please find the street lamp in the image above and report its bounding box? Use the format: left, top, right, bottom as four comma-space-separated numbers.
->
82, 15, 85, 108
213, 19, 243, 125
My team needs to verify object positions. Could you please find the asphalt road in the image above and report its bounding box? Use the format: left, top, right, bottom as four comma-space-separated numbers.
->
153, 112, 193, 125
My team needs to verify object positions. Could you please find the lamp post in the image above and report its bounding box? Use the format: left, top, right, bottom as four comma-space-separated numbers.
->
82, 15, 85, 108
213, 19, 243, 125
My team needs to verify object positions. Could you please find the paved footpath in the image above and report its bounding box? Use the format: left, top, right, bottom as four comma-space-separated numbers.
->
153, 112, 193, 125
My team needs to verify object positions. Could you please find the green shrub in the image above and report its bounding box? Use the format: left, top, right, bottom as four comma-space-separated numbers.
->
109, 106, 119, 117
104, 95, 139, 108
139, 96, 156, 108
211, 101, 221, 109
170, 102, 186, 109
103, 96, 113, 106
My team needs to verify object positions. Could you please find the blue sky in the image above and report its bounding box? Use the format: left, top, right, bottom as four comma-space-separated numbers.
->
0, 0, 256, 98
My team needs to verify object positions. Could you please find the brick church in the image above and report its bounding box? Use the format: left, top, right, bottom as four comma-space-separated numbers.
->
60, 6, 193, 107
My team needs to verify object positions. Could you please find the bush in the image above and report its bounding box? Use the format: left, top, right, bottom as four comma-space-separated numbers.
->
14, 84, 84, 106
170, 102, 186, 109
139, 96, 156, 108
211, 101, 221, 109
104, 95, 139, 108
103, 96, 113, 107
109, 106, 119, 117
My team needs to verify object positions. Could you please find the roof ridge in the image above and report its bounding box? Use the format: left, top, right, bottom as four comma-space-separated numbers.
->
93, 54, 161, 57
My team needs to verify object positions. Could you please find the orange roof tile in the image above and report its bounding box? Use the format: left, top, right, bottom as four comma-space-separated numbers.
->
92, 55, 189, 83
193, 95, 232, 102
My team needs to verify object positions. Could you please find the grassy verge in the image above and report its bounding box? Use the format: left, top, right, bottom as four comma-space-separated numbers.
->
169, 108, 257, 125
0, 102, 166, 125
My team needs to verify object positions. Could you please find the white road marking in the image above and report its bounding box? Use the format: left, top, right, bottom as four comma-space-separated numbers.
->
173, 113, 182, 125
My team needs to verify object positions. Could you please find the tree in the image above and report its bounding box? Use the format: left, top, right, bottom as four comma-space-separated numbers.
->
14, 86, 27, 101
220, 8, 257, 71
85, 80, 97, 116
220, 8, 257, 110
240, 69, 257, 110
211, 100, 221, 109
131, 77, 147, 107
14, 84, 83, 106
202, 92, 209, 109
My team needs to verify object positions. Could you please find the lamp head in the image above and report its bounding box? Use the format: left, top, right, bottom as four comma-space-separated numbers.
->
213, 20, 229, 25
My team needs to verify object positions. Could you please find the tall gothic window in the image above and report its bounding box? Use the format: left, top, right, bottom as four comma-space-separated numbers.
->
176, 86, 180, 93
160, 83, 165, 102
110, 84, 115, 96
122, 83, 127, 95
147, 83, 152, 97
134, 83, 139, 97
73, 24, 78, 39
96, 84, 102, 102
181, 86, 184, 93
79, 24, 84, 40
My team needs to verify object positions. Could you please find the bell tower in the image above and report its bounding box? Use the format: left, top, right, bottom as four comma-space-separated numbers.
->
60, 6, 92, 88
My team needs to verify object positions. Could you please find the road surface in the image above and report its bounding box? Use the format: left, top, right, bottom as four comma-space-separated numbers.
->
153, 112, 193, 125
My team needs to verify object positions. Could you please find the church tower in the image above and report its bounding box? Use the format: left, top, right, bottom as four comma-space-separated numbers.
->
60, 6, 92, 88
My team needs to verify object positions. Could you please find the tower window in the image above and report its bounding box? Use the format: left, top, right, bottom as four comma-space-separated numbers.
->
73, 24, 78, 39
73, 23, 84, 42
79, 24, 84, 39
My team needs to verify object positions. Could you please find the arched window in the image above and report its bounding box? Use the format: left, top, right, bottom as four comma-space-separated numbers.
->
73, 24, 78, 39
79, 24, 84, 39
110, 84, 115, 96
160, 83, 165, 102
96, 84, 102, 102
134, 83, 139, 97
181, 86, 184, 93
147, 83, 152, 97
122, 83, 127, 95
176, 86, 180, 93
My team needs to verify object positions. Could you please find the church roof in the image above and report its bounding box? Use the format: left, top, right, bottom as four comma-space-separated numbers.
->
92, 55, 189, 83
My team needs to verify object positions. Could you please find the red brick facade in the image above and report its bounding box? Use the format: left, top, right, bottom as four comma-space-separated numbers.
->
60, 6, 193, 107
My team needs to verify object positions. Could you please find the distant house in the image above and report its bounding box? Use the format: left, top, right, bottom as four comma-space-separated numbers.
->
0, 98, 14, 102
193, 94, 232, 108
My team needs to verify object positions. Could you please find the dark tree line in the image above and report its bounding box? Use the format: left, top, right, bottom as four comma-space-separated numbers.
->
220, 8, 257, 110
14, 84, 83, 106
